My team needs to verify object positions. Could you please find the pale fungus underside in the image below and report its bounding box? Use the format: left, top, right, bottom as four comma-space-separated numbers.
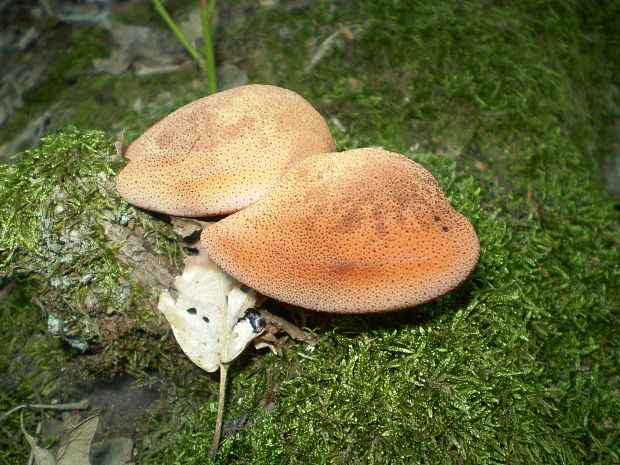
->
115, 84, 336, 217
201, 148, 480, 313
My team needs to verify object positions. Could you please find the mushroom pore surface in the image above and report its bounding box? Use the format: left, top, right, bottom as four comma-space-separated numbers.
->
201, 148, 480, 313
115, 84, 336, 216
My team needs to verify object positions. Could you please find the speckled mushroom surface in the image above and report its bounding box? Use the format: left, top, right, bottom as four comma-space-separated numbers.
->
201, 148, 480, 313
116, 85, 337, 216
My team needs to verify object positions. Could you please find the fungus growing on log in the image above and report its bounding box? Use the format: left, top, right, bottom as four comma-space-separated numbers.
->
201, 148, 480, 313
114, 91, 480, 456
116, 85, 336, 216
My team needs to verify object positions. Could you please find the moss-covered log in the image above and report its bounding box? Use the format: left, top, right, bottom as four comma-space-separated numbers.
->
0, 128, 183, 370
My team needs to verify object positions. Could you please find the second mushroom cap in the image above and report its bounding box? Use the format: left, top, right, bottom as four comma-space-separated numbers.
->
116, 85, 336, 217
201, 148, 480, 313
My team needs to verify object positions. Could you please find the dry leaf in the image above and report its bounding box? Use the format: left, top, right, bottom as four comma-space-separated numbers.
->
21, 412, 56, 465
157, 245, 265, 458
56, 415, 99, 465
158, 251, 262, 372
20, 413, 100, 465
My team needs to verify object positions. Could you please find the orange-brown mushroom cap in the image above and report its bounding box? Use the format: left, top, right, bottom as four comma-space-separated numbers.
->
115, 85, 336, 217
201, 148, 480, 313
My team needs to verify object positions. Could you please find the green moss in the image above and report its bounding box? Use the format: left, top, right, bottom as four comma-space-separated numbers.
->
1, 0, 619, 463
138, 1, 619, 464
0, 128, 182, 366
0, 284, 70, 465
139, 137, 618, 464
222, 0, 616, 166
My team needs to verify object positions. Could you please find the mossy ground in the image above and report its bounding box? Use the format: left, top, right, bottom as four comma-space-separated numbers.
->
1, 0, 619, 464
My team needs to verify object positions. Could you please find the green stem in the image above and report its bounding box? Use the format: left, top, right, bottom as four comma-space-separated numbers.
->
209, 363, 229, 460
152, 0, 207, 72
201, 0, 218, 94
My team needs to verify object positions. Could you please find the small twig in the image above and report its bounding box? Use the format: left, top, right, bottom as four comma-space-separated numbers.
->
209, 363, 229, 459
201, 0, 218, 93
27, 392, 45, 465
1, 400, 90, 422
30, 296, 47, 316
260, 368, 275, 410
304, 24, 362, 73
0, 281, 16, 300
258, 308, 318, 346
152, 0, 207, 72
115, 129, 126, 158
39, 0, 55, 16
26, 419, 44, 465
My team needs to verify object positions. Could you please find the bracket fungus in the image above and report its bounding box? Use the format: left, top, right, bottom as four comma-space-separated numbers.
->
116, 84, 336, 216
201, 148, 480, 313
114, 86, 480, 457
